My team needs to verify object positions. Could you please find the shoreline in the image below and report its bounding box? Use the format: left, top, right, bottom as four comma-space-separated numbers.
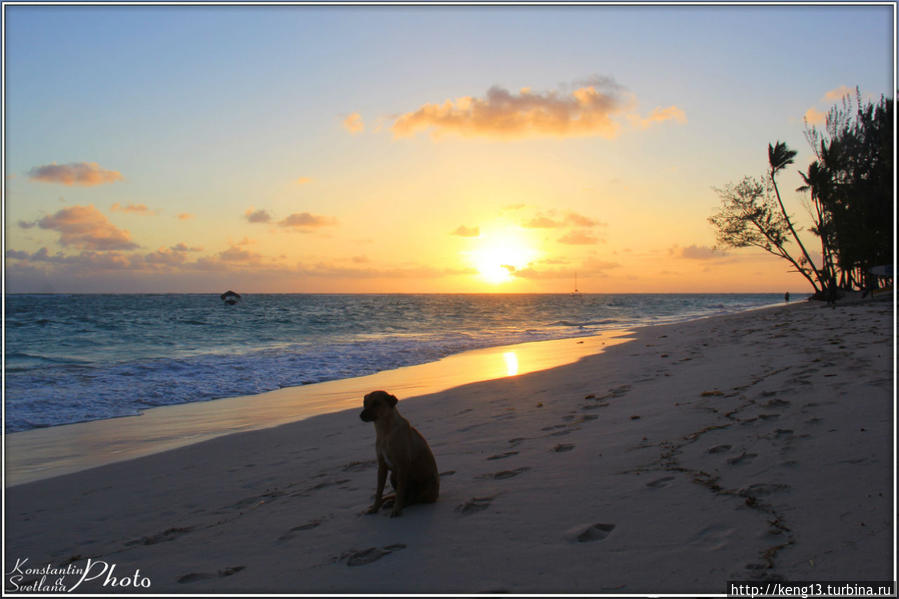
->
4, 298, 893, 593
5, 330, 635, 487
4, 292, 790, 435
4, 298, 801, 487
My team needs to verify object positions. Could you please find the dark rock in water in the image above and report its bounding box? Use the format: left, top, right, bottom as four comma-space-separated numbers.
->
221, 290, 241, 305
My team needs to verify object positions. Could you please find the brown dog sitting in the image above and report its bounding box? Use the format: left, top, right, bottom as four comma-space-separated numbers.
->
360, 390, 439, 517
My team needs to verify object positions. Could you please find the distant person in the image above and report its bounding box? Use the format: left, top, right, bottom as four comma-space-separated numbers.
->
784, 291, 790, 303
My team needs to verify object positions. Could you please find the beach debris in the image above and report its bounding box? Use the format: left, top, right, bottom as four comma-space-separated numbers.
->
220, 290, 241, 305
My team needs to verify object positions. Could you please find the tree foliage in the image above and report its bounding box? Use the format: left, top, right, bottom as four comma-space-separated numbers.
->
801, 89, 893, 290
709, 176, 820, 291
709, 88, 893, 294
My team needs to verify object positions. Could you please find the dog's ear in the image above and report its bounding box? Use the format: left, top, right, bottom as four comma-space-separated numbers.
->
387, 393, 398, 407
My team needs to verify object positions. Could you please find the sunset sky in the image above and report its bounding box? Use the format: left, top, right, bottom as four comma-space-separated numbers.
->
3, 3, 894, 293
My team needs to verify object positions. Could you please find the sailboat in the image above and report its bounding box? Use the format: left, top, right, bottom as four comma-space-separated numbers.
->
570, 273, 582, 296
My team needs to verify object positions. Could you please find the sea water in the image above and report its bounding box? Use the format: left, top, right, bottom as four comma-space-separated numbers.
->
4, 293, 783, 432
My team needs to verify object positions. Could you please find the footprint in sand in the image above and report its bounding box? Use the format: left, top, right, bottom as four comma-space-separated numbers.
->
645, 476, 676, 488
126, 526, 193, 546
342, 460, 377, 472
707, 444, 732, 454
277, 520, 322, 541
738, 483, 790, 497
727, 452, 758, 466
569, 522, 616, 543
552, 443, 575, 453
478, 467, 531, 480
486, 451, 519, 461
338, 544, 406, 567
456, 496, 495, 515
177, 566, 245, 584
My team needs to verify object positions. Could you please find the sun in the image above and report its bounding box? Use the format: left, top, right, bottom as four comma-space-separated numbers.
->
468, 226, 539, 285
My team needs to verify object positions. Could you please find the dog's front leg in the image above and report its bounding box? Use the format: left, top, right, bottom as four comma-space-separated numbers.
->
390, 469, 407, 517
367, 459, 388, 514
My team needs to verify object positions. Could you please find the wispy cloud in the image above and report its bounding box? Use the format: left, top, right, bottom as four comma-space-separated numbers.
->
670, 244, 728, 260
557, 230, 601, 245
343, 112, 364, 134
279, 212, 337, 229
451, 225, 480, 237
522, 215, 563, 229
390, 78, 685, 140
35, 204, 138, 250
823, 85, 853, 101
295, 176, 312, 185
522, 210, 601, 229
804, 107, 826, 126
111, 203, 156, 215
177, 213, 194, 221
28, 162, 124, 186
804, 85, 855, 126
627, 105, 687, 130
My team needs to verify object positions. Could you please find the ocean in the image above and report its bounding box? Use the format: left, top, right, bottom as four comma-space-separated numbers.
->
4, 293, 785, 433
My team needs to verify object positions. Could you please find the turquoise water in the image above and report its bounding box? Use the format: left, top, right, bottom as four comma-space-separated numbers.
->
4, 293, 784, 432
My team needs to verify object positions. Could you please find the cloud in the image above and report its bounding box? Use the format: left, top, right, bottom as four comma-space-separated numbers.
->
278, 212, 337, 229
627, 105, 687, 130
522, 211, 601, 229
390, 78, 686, 140
451, 225, 480, 237
804, 106, 826, 126
111, 203, 155, 214
343, 112, 364, 134
564, 212, 601, 227
671, 244, 728, 260
522, 215, 563, 228
245, 209, 273, 224
217, 245, 264, 263
37, 205, 138, 250
557, 230, 601, 245
28, 162, 123, 186
177, 213, 194, 221
823, 85, 853, 101
295, 176, 312, 185
170, 243, 202, 252
18, 220, 36, 229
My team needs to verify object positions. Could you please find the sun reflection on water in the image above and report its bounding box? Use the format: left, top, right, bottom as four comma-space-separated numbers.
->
503, 351, 519, 376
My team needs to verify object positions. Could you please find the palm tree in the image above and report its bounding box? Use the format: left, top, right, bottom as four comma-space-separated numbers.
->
767, 141, 822, 292
797, 160, 837, 290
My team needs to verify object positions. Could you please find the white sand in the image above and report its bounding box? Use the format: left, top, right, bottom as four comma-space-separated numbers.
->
4, 299, 894, 594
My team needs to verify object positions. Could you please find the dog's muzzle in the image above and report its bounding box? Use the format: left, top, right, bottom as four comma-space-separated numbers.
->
360, 410, 374, 422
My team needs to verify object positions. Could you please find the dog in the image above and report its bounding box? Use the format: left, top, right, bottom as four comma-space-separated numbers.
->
359, 390, 439, 517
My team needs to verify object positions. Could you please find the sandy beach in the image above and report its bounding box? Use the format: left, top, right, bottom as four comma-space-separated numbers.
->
4, 298, 894, 594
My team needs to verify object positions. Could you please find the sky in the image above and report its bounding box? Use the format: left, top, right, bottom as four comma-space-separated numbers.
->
3, 3, 895, 293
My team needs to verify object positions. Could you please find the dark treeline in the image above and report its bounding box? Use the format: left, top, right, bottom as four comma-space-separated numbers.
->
710, 88, 893, 297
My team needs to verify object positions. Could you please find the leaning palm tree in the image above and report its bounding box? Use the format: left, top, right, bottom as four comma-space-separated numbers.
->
767, 141, 823, 292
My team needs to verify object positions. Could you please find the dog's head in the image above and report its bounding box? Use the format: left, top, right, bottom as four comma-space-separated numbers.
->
360, 390, 398, 422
